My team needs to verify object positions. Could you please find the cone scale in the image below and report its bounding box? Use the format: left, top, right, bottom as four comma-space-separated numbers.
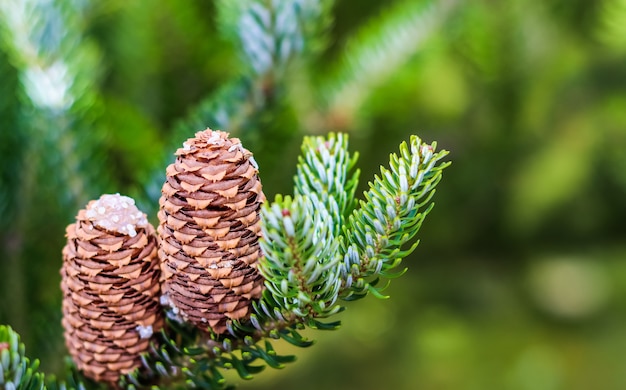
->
158, 129, 265, 334
61, 194, 163, 383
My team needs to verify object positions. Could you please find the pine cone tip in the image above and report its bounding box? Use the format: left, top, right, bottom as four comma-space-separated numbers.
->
83, 193, 148, 237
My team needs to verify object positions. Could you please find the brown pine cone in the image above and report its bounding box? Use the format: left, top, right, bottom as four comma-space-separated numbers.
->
158, 128, 265, 334
61, 194, 163, 384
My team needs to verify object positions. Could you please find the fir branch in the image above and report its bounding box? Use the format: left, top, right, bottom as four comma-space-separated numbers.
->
0, 50, 22, 231
218, 0, 334, 76
259, 193, 343, 320
320, 0, 457, 122
223, 133, 447, 382
0, 325, 45, 390
122, 318, 302, 390
45, 358, 95, 390
0, 132, 447, 390
293, 132, 360, 218
341, 136, 450, 299
0, 0, 107, 208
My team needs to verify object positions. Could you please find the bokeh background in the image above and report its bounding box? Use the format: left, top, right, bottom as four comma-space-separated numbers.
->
2, 0, 626, 389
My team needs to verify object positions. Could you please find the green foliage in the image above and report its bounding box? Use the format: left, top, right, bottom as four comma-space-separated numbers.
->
1, 0, 625, 389
217, 0, 332, 75
597, 0, 626, 48
0, 325, 45, 390
0, 0, 110, 213
0, 49, 21, 231
320, 0, 456, 122
260, 192, 343, 319
293, 133, 360, 218
341, 137, 449, 300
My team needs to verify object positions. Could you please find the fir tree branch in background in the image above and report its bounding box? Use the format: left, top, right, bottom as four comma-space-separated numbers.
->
596, 0, 626, 48
0, 47, 28, 359
187, 0, 333, 138
0, 0, 108, 208
217, 0, 334, 76
0, 50, 22, 232
319, 0, 457, 127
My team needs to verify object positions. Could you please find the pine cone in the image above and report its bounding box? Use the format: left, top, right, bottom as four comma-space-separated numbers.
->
61, 194, 163, 384
158, 129, 265, 334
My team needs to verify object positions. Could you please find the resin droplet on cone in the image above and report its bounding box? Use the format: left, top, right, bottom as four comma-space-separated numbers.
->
158, 129, 265, 333
61, 194, 163, 383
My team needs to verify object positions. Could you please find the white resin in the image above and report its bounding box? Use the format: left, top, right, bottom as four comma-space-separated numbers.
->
160, 294, 184, 323
207, 131, 222, 145
136, 325, 153, 339
85, 193, 148, 237
249, 156, 259, 170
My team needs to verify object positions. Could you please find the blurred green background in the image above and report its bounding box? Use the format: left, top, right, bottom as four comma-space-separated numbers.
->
1, 0, 626, 389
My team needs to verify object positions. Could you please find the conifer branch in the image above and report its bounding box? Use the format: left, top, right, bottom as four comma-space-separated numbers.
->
0, 325, 45, 390
213, 133, 447, 385
218, 0, 333, 76
293, 133, 360, 218
0, 50, 22, 231
192, 0, 332, 134
0, 0, 107, 208
341, 136, 450, 300
259, 193, 343, 320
